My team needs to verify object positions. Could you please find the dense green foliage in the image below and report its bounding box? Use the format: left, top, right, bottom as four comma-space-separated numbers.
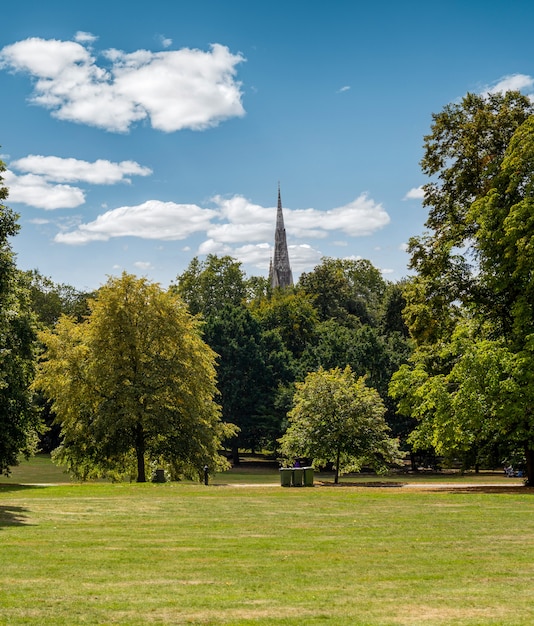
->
34, 273, 236, 482
249, 289, 319, 358
0, 152, 411, 479
23, 270, 94, 453
173, 254, 247, 316
25, 269, 93, 327
299, 257, 386, 326
6, 89, 534, 481
204, 304, 293, 461
175, 257, 297, 461
173, 254, 411, 467
391, 91, 534, 481
0, 158, 41, 475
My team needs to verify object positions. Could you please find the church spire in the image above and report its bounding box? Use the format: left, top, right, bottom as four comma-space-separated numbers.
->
269, 184, 293, 288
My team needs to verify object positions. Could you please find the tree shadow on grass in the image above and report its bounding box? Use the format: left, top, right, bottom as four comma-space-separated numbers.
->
0, 484, 46, 529
317, 481, 406, 488
0, 484, 47, 494
315, 482, 534, 494
0, 504, 31, 528
431, 485, 534, 495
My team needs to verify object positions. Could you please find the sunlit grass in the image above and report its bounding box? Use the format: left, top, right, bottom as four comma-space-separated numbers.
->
0, 453, 524, 486
0, 454, 74, 484
1, 474, 533, 624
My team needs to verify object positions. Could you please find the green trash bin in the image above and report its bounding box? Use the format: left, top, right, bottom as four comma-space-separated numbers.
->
292, 467, 304, 487
303, 466, 314, 487
280, 468, 292, 487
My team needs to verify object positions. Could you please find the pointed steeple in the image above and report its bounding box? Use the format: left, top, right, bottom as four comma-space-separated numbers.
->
269, 184, 293, 288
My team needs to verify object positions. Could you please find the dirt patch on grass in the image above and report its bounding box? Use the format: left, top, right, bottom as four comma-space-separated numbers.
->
314, 481, 534, 494
393, 604, 510, 625
317, 480, 405, 488
99, 605, 317, 624
403, 484, 534, 495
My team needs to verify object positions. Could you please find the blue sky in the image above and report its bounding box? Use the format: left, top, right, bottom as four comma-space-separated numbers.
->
1, 0, 534, 291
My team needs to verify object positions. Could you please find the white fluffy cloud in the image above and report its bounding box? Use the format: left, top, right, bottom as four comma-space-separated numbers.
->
4, 170, 85, 209
158, 35, 173, 49
207, 193, 390, 243
134, 261, 154, 270
403, 186, 425, 200
206, 195, 273, 243
55, 200, 218, 244
54, 192, 390, 275
11, 155, 152, 184
74, 31, 98, 45
288, 194, 390, 237
0, 37, 245, 132
6, 155, 152, 210
485, 73, 534, 95
197, 239, 323, 272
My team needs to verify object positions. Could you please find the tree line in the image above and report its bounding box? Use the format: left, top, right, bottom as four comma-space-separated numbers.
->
2, 89, 534, 484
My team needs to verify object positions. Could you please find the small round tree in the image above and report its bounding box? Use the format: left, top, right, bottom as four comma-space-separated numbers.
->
279, 366, 400, 483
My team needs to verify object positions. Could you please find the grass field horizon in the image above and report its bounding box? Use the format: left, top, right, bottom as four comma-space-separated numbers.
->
1, 456, 533, 625
0, 453, 526, 487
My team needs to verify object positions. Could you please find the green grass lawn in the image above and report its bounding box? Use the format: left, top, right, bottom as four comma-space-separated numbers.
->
0, 453, 525, 486
1, 458, 533, 625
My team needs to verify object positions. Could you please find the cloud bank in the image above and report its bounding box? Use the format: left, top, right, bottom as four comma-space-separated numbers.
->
6, 155, 151, 209
7, 152, 390, 272
53, 193, 390, 271
0, 35, 245, 132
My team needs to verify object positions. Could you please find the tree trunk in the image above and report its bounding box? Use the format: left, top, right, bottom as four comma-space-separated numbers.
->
334, 445, 340, 484
525, 444, 534, 486
135, 423, 146, 483
232, 442, 240, 466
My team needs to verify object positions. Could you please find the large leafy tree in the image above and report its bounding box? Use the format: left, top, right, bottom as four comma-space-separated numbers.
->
24, 271, 93, 452
248, 289, 319, 358
279, 366, 400, 483
0, 157, 41, 475
392, 91, 534, 482
298, 258, 387, 326
407, 91, 534, 338
176, 256, 300, 460
300, 320, 410, 397
390, 322, 521, 471
35, 273, 235, 482
380, 280, 410, 337
173, 255, 247, 317
204, 304, 293, 463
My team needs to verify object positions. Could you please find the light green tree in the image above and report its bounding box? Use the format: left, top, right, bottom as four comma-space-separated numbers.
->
406, 91, 534, 345
35, 273, 236, 482
279, 366, 400, 483
390, 322, 521, 470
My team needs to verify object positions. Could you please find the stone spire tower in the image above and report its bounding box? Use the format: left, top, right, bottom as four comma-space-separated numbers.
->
269, 184, 293, 289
